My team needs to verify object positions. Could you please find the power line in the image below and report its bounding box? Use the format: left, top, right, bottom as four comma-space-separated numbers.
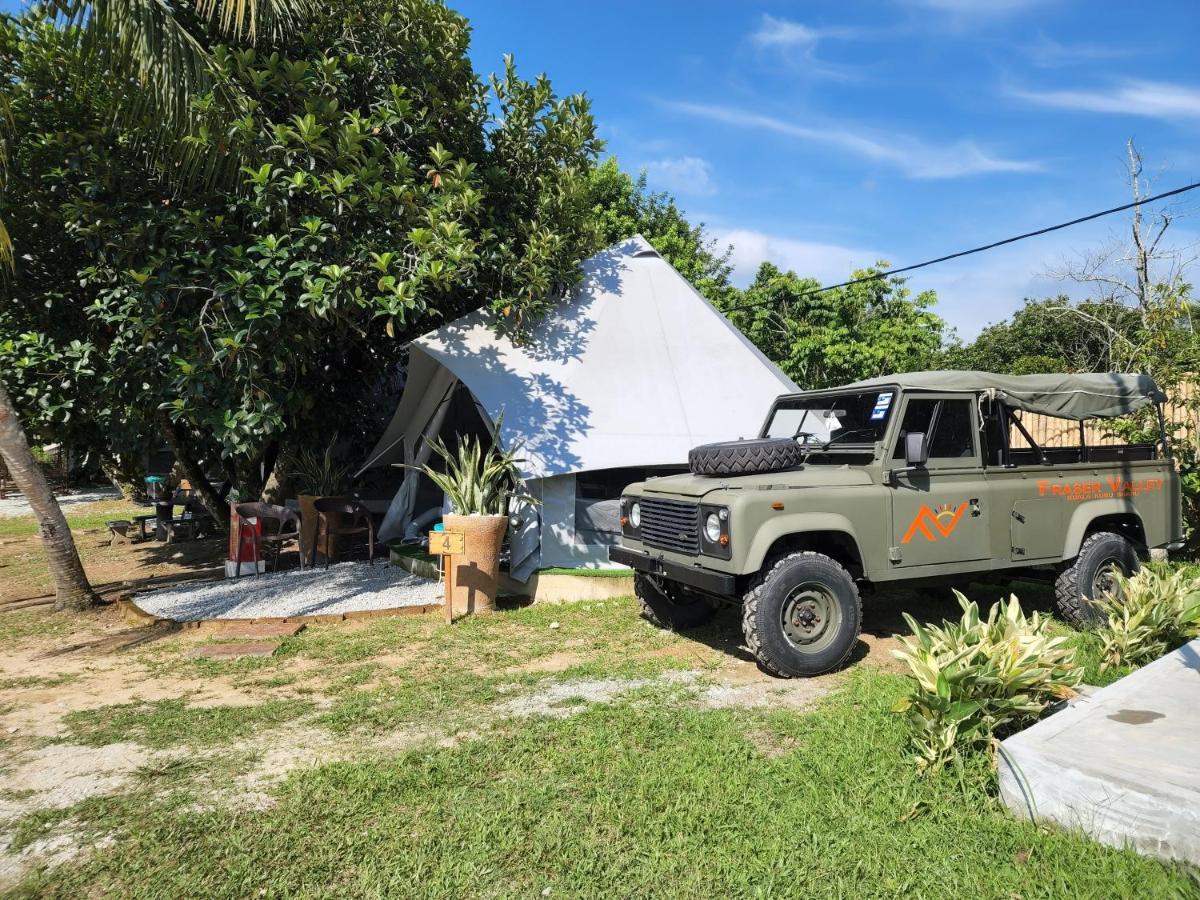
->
726, 179, 1200, 313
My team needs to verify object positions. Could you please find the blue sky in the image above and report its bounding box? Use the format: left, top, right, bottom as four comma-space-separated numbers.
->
455, 0, 1200, 338
5, 0, 1197, 338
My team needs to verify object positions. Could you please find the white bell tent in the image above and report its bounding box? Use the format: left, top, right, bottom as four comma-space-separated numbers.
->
357, 236, 800, 581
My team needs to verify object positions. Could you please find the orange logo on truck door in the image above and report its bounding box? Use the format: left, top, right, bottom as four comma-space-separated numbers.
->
902, 502, 967, 544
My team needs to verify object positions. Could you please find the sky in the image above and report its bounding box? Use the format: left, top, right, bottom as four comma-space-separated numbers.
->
451, 0, 1200, 339
5, 0, 1197, 339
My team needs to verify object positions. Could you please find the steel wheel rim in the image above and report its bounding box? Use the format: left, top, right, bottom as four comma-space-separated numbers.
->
1092, 558, 1123, 600
780, 582, 841, 653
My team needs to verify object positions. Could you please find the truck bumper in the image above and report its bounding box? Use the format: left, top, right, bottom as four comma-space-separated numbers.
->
609, 545, 738, 597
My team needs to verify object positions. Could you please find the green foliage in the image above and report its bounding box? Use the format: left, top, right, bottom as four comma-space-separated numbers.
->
415, 421, 526, 516
891, 593, 1081, 774
1096, 567, 1200, 670
724, 262, 945, 388
290, 437, 351, 496
941, 297, 1144, 375
0, 1, 599, 494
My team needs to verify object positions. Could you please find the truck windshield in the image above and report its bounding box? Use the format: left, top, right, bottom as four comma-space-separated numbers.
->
762, 390, 896, 447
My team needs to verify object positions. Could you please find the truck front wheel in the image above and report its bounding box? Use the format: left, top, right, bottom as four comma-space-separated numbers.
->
742, 552, 862, 677
635, 574, 716, 630
1054, 530, 1140, 627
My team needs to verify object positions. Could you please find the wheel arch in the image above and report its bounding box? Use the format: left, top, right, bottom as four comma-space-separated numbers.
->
1062, 499, 1146, 560
747, 518, 866, 580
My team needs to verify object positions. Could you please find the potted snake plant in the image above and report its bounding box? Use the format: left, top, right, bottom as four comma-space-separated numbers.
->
416, 423, 526, 614
292, 438, 352, 562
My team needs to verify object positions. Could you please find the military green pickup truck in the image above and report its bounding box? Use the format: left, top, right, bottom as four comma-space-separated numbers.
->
610, 371, 1183, 677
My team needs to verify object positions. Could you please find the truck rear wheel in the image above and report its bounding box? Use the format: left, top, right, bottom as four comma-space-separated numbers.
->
742, 552, 861, 677
1054, 530, 1140, 628
635, 574, 716, 630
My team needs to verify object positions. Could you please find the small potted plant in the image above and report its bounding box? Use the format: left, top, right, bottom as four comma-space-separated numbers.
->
292, 438, 352, 562
416, 423, 526, 614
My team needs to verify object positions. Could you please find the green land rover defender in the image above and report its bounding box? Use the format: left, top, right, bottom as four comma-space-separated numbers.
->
610, 371, 1183, 677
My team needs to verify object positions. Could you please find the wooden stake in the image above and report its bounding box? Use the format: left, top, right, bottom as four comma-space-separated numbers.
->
444, 552, 455, 624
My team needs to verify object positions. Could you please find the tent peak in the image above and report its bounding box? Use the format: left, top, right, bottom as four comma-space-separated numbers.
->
622, 234, 661, 259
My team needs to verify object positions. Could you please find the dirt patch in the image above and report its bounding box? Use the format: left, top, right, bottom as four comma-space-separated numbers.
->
496, 676, 677, 718
0, 742, 172, 821
857, 632, 906, 673
744, 726, 805, 760
506, 650, 588, 675
0, 530, 224, 606
699, 676, 838, 711
0, 827, 115, 889
0, 651, 266, 742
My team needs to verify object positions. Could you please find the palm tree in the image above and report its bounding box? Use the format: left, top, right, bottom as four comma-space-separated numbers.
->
0, 382, 98, 610
0, 0, 308, 610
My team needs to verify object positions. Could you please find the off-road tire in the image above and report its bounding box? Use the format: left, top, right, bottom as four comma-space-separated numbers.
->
1054, 531, 1140, 628
688, 438, 805, 477
741, 552, 862, 678
635, 573, 716, 630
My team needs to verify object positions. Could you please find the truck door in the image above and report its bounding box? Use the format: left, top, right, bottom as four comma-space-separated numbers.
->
888, 395, 991, 568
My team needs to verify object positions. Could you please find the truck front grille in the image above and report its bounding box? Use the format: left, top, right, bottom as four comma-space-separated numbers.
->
639, 497, 700, 555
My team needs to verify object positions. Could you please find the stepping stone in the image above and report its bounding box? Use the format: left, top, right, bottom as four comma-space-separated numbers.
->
187, 642, 279, 659
211, 622, 305, 639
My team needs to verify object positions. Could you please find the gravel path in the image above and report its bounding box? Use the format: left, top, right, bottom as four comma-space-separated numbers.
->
132, 562, 442, 622
0, 487, 122, 518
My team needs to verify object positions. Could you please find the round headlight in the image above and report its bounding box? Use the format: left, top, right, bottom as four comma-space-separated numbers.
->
705, 512, 722, 542
630, 502, 641, 529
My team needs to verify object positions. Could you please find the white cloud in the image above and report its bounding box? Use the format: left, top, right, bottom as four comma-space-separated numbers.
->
663, 101, 1042, 179
641, 156, 717, 196
746, 15, 864, 80
714, 228, 885, 286
1012, 79, 1200, 120
750, 15, 821, 49
1021, 34, 1134, 68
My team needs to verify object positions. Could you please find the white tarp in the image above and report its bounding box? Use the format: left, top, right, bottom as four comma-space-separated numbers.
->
360, 235, 798, 574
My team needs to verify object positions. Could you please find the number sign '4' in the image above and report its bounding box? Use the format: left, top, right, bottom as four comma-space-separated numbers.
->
429, 531, 466, 556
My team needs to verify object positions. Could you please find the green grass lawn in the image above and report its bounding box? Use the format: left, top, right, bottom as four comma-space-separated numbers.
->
14, 670, 1195, 899
4, 594, 1195, 898
0, 499, 145, 538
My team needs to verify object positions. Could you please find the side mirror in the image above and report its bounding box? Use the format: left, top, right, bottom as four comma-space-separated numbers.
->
904, 432, 929, 467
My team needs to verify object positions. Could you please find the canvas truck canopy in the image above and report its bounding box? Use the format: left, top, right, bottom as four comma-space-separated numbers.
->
840, 371, 1166, 421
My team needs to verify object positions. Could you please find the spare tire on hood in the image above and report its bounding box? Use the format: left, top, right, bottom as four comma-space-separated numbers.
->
688, 438, 805, 476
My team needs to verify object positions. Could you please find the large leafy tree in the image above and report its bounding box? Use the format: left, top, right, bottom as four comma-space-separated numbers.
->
724, 262, 945, 388
1, 0, 600, 519
941, 297, 1145, 375
0, 0, 305, 610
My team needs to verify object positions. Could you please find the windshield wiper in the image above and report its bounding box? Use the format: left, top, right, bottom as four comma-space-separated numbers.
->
821, 428, 877, 450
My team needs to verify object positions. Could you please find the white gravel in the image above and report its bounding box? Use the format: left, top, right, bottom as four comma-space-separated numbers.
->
0, 487, 122, 518
132, 562, 442, 622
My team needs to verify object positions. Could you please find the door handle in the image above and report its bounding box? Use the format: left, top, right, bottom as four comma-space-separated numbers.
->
970, 498, 982, 517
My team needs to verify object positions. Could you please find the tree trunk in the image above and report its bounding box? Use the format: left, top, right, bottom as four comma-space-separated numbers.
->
0, 381, 99, 611
157, 412, 229, 530
99, 454, 142, 501
260, 444, 290, 504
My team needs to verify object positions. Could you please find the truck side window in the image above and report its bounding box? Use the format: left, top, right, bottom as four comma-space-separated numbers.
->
893, 399, 975, 459
929, 400, 974, 458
